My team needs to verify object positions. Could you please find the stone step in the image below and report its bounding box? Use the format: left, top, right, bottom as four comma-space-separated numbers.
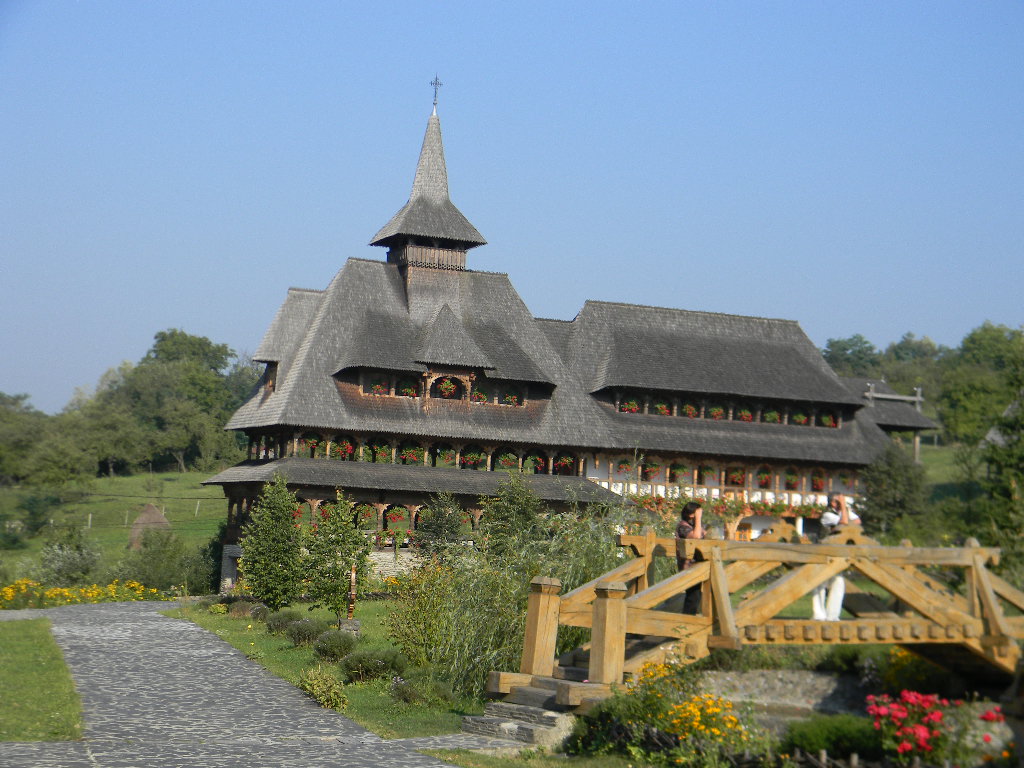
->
504, 685, 561, 709
485, 701, 575, 729
462, 704, 576, 748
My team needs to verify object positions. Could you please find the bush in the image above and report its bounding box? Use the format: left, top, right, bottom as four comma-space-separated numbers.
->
313, 629, 359, 662
339, 649, 408, 682
390, 668, 456, 706
298, 665, 348, 711
782, 714, 883, 760
285, 618, 332, 647
265, 608, 304, 634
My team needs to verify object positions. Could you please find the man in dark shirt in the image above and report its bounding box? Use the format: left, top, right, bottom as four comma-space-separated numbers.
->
675, 501, 705, 615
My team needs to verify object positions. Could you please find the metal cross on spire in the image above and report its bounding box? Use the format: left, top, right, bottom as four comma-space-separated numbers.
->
430, 75, 443, 107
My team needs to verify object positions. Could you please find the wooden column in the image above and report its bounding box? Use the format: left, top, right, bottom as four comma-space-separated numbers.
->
590, 580, 628, 685
519, 576, 562, 677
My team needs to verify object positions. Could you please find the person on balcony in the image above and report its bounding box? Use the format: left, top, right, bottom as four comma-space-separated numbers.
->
811, 494, 861, 621
675, 501, 706, 615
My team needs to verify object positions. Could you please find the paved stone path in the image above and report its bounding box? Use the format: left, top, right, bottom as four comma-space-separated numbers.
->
0, 601, 519, 767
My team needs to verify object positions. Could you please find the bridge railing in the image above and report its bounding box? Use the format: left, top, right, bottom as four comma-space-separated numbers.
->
517, 525, 1024, 686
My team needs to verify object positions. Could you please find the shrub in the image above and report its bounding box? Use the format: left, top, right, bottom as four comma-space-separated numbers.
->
265, 608, 304, 634
298, 665, 348, 711
390, 668, 456, 706
782, 714, 883, 760
285, 618, 332, 647
338, 649, 408, 682
313, 629, 358, 662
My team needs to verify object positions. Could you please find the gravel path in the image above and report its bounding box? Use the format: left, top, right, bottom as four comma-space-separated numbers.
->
0, 601, 517, 767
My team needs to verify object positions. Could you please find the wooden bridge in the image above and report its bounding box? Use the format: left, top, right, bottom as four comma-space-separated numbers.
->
488, 525, 1024, 710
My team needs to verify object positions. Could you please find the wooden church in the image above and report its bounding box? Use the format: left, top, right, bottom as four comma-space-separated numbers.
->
206, 100, 933, 585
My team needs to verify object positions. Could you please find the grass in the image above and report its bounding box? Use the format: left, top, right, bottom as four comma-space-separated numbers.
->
169, 598, 482, 738
0, 619, 83, 741
0, 470, 228, 578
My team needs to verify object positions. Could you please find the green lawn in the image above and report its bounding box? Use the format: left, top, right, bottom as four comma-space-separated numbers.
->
0, 471, 228, 578
0, 619, 82, 741
170, 599, 482, 739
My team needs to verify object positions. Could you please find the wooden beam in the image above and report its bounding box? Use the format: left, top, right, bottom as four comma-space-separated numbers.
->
709, 549, 739, 642
735, 558, 850, 626
852, 559, 980, 630
626, 607, 713, 637
972, 554, 1014, 641
627, 563, 710, 609
560, 558, 648, 611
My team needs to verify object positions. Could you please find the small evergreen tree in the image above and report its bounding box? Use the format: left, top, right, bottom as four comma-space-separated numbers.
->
240, 476, 303, 611
304, 492, 370, 626
858, 443, 926, 536
414, 492, 465, 558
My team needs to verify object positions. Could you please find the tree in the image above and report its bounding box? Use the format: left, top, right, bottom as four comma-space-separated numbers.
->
144, 328, 233, 373
304, 492, 371, 626
822, 334, 881, 377
858, 443, 927, 536
240, 476, 304, 611
414, 492, 465, 558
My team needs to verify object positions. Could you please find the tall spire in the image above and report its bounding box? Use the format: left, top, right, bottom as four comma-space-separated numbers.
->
370, 91, 486, 264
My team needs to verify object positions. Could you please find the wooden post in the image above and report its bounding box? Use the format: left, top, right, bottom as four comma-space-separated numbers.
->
590, 580, 628, 685
520, 576, 562, 677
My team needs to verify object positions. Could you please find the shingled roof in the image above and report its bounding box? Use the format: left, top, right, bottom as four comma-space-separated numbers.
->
204, 458, 622, 505
370, 108, 486, 249
840, 377, 937, 431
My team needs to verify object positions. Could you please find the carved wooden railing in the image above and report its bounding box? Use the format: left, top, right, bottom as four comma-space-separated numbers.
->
499, 526, 1024, 698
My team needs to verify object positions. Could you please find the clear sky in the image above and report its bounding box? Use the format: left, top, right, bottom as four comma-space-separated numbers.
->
2, 2, 1022, 413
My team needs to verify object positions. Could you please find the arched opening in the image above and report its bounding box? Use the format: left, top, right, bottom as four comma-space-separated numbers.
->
430, 376, 464, 400
725, 466, 747, 487
494, 448, 520, 471
470, 383, 490, 403
501, 386, 524, 407
756, 465, 773, 489
460, 445, 486, 470
640, 458, 661, 482
618, 393, 641, 413
523, 450, 547, 474
328, 435, 356, 461
298, 432, 320, 458
668, 463, 690, 484
811, 468, 827, 493
362, 438, 392, 464
552, 453, 577, 476
431, 443, 456, 468
397, 443, 425, 465
613, 457, 634, 479
396, 377, 419, 398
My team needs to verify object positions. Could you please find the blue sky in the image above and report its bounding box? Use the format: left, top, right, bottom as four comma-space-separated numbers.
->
2, 2, 1022, 413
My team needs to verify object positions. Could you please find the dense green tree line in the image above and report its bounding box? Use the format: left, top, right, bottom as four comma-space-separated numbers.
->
0, 329, 260, 494
822, 321, 1023, 443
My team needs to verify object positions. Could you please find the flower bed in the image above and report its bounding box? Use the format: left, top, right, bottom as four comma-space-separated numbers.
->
0, 579, 162, 609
